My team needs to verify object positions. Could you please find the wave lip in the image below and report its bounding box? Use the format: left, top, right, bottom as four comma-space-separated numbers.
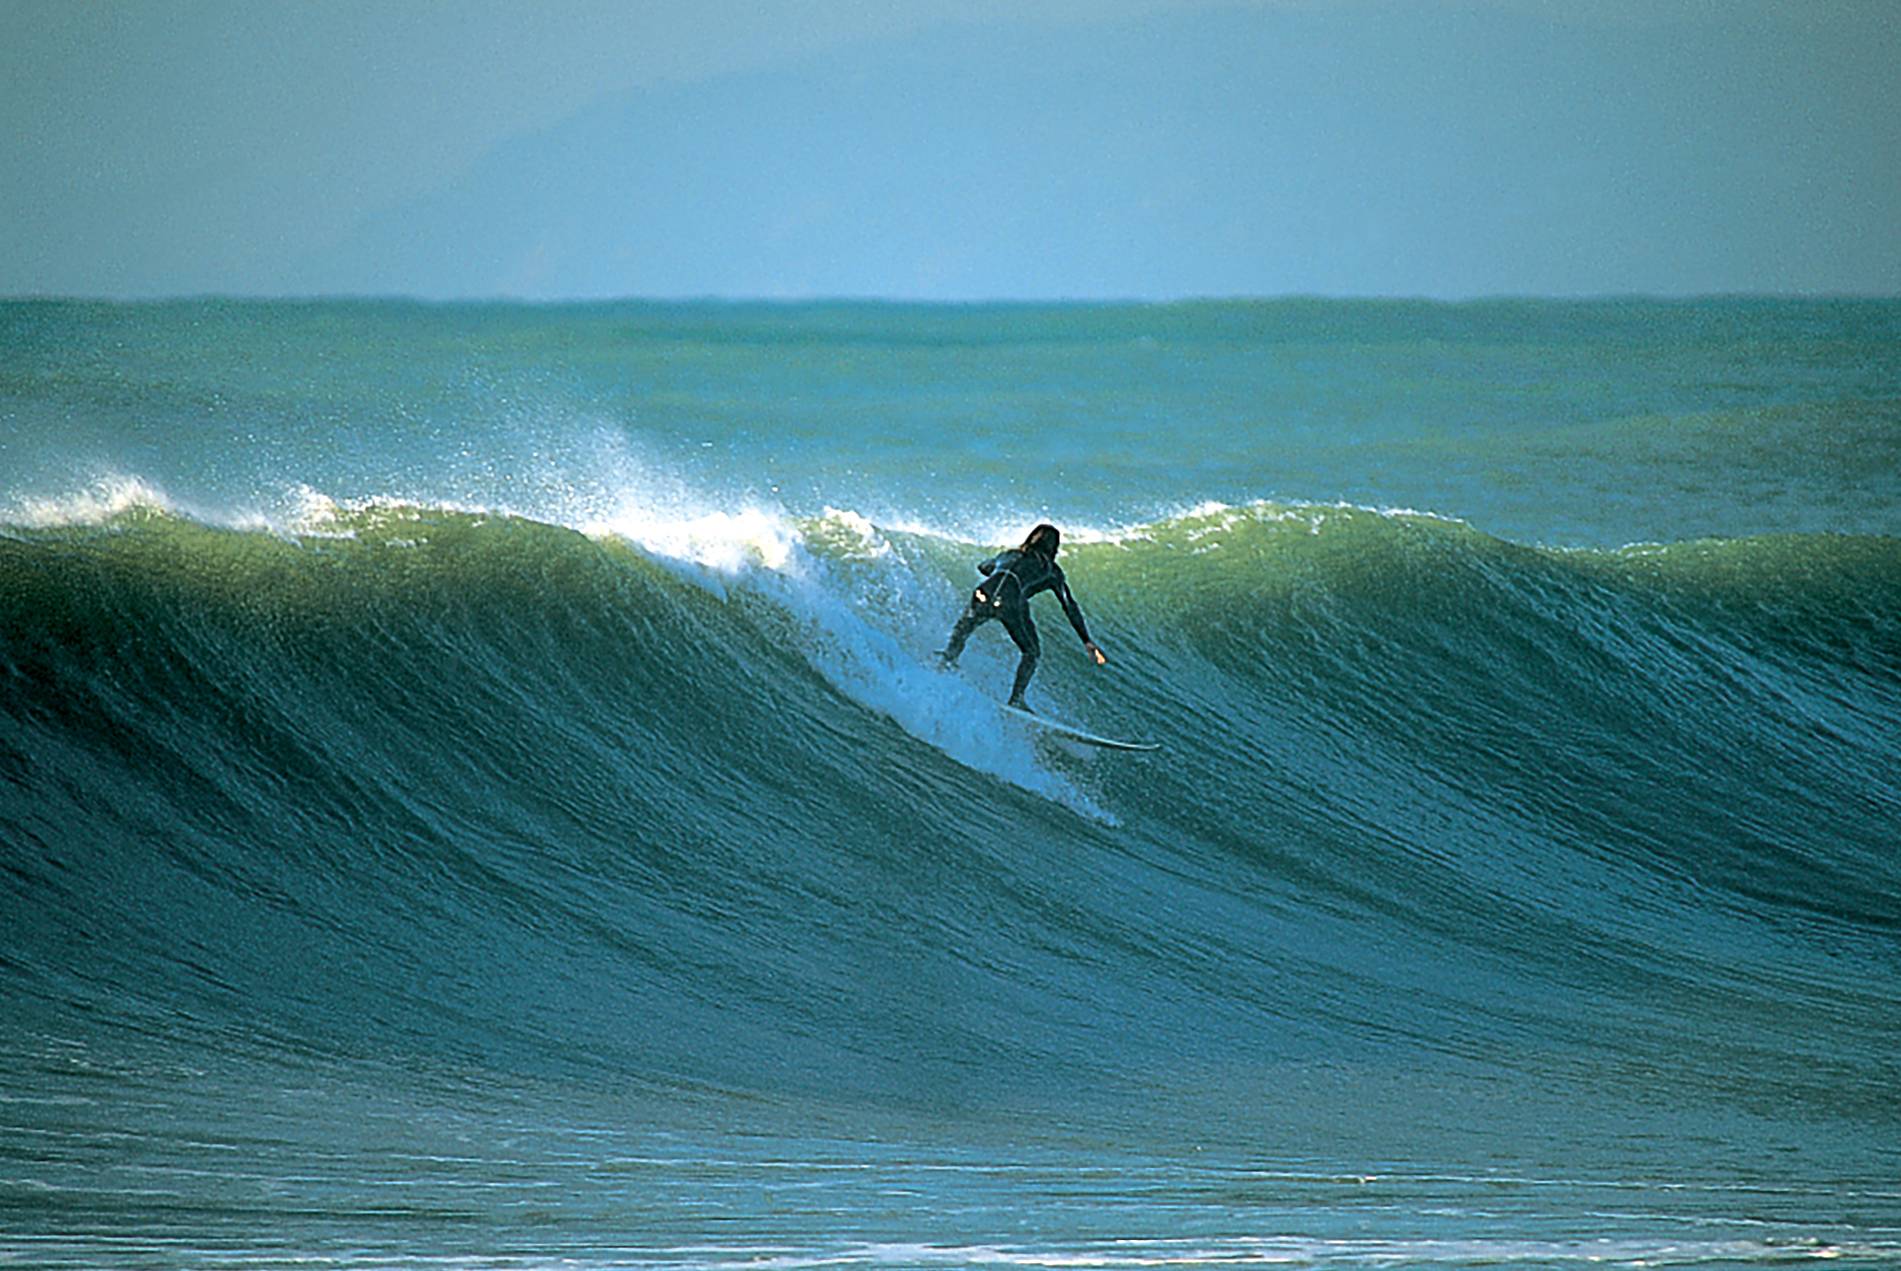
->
3, 472, 183, 528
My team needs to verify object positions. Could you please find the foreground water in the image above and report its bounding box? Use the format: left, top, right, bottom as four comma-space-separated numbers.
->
2, 299, 1898, 1267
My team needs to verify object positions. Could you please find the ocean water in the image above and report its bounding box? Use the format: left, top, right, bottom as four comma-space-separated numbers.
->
2, 298, 1899, 1268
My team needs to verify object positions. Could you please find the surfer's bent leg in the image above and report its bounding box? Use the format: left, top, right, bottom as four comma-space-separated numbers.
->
1001, 605, 1040, 707
939, 601, 989, 665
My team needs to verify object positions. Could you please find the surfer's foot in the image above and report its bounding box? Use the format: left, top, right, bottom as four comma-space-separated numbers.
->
1006, 695, 1031, 712
936, 649, 957, 668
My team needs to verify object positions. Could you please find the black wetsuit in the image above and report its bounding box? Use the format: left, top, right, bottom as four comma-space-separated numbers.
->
940, 548, 1091, 707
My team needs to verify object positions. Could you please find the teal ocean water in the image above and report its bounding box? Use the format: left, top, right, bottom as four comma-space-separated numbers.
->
3, 299, 1899, 1267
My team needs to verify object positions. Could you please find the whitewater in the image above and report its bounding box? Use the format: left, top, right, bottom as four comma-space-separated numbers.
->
2, 298, 1899, 1268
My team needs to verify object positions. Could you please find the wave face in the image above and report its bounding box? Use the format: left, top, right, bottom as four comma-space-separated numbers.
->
5, 499, 1897, 1135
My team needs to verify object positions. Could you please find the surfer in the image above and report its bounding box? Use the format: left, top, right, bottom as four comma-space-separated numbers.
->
938, 523, 1105, 710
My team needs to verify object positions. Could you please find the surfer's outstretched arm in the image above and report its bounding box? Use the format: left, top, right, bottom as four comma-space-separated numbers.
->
1052, 567, 1107, 665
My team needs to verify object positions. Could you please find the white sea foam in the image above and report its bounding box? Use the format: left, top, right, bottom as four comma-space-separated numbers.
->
4, 474, 180, 528
583, 494, 1112, 820
451, 1233, 1867, 1269
1, 473, 420, 541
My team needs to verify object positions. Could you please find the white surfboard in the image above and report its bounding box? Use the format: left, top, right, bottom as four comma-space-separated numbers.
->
1002, 704, 1160, 752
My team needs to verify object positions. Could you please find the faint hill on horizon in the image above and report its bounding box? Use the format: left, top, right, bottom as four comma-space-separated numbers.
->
283, 3, 1901, 302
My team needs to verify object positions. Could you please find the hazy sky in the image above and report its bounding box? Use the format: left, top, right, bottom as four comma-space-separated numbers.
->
3, 0, 1897, 299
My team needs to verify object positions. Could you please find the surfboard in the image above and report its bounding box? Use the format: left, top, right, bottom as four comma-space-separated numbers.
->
1002, 704, 1160, 752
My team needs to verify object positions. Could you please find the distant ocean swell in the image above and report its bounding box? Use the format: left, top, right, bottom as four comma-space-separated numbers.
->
3, 490, 1896, 1134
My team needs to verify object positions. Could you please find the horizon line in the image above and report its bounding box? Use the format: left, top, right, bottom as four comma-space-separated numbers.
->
6, 289, 1900, 307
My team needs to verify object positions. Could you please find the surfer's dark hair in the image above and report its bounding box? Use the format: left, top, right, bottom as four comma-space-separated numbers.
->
1019, 523, 1061, 559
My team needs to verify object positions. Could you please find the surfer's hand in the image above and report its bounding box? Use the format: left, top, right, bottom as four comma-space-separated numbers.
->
1085, 642, 1106, 666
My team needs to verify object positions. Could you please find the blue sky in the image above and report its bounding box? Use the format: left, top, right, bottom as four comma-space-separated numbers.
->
3, 0, 1896, 300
